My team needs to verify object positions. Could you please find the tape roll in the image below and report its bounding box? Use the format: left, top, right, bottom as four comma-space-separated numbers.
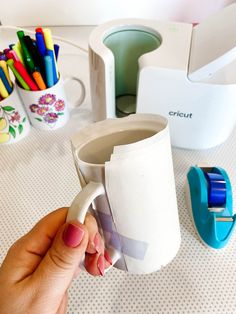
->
204, 172, 226, 207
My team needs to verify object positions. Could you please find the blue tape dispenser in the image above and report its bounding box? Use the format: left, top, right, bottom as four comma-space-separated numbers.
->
186, 165, 236, 249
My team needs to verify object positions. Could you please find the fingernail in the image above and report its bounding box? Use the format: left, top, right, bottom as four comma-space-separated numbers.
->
97, 254, 105, 276
93, 232, 101, 253
63, 223, 84, 248
104, 250, 112, 265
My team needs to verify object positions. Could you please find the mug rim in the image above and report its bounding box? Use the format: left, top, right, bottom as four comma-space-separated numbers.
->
72, 114, 169, 168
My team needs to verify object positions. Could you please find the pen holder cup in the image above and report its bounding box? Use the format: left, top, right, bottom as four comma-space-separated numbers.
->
16, 75, 85, 131
0, 84, 30, 145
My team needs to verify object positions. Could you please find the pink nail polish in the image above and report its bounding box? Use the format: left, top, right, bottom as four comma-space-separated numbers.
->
94, 233, 101, 253
63, 224, 84, 248
97, 254, 105, 276
104, 250, 113, 265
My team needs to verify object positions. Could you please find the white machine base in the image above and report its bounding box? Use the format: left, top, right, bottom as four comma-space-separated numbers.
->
89, 5, 236, 149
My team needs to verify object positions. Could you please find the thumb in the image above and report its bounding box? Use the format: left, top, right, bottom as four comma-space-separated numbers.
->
33, 221, 88, 298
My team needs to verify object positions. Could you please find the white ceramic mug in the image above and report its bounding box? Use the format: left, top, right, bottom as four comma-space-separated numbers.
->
17, 75, 85, 131
68, 114, 181, 274
0, 85, 30, 145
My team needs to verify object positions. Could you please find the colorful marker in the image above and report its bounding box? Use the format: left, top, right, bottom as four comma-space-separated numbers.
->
13, 61, 39, 91
0, 54, 7, 61
6, 51, 17, 62
3, 48, 10, 55
32, 71, 46, 90
0, 60, 13, 87
7, 59, 30, 90
12, 44, 25, 66
43, 28, 59, 82
24, 35, 45, 79
10, 50, 20, 62
17, 31, 35, 73
17, 42, 24, 59
0, 78, 9, 98
36, 32, 47, 57
46, 49, 57, 85
44, 55, 54, 88
35, 27, 44, 34
0, 66, 12, 94
54, 44, 60, 61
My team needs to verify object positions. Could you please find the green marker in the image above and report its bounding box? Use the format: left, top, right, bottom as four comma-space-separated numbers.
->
7, 59, 30, 90
17, 30, 35, 73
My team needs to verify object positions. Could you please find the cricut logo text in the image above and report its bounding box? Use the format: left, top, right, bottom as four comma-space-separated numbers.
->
169, 111, 193, 118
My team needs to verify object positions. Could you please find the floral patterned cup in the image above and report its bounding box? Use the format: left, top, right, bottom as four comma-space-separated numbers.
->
17, 75, 85, 131
0, 85, 30, 145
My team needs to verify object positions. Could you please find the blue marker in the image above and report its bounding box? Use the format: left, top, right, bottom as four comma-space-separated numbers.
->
0, 66, 12, 94
54, 44, 60, 61
44, 55, 54, 88
46, 49, 58, 85
36, 32, 47, 57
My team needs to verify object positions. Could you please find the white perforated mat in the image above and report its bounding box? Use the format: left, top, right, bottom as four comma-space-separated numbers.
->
1, 27, 236, 314
1, 106, 236, 314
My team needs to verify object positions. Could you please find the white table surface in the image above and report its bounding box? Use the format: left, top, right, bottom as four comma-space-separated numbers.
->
1, 26, 236, 314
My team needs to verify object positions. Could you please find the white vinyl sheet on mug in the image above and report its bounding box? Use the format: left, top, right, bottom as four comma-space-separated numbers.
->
105, 131, 180, 273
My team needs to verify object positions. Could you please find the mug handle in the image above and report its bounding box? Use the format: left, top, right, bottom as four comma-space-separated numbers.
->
67, 181, 121, 271
63, 76, 86, 107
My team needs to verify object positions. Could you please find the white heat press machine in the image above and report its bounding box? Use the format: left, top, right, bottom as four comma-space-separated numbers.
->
89, 4, 236, 149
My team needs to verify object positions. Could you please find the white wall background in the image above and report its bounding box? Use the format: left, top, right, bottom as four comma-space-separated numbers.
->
1, 0, 235, 26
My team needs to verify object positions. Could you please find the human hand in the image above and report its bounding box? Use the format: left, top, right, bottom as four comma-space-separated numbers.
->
0, 207, 112, 314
